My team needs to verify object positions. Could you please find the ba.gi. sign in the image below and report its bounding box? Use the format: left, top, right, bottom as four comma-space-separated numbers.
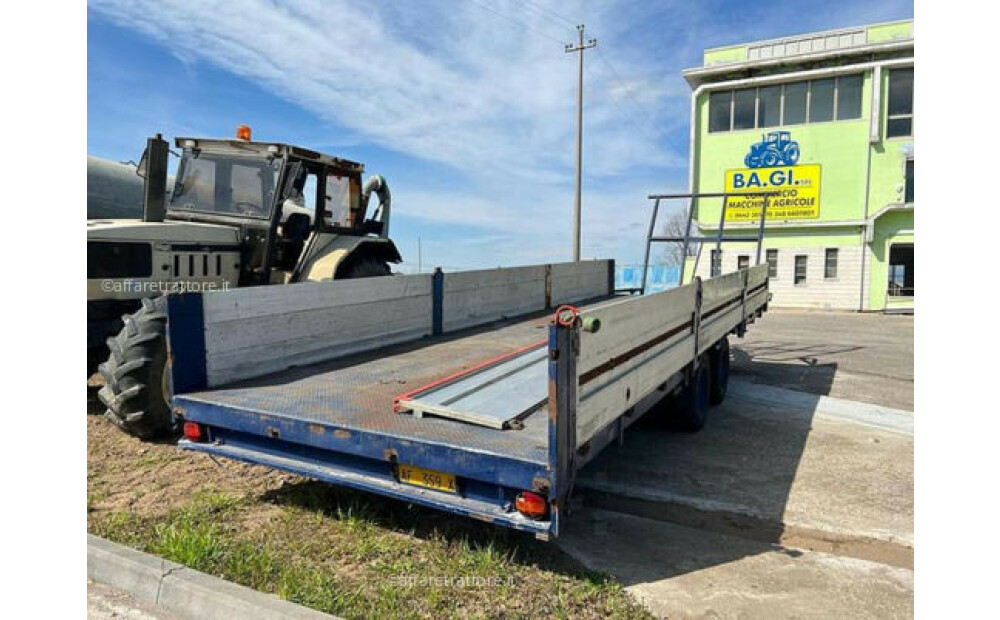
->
723, 131, 821, 221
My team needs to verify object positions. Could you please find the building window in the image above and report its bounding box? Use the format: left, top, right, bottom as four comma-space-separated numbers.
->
887, 68, 913, 138
733, 88, 757, 130
758, 85, 782, 127
737, 255, 750, 270
794, 255, 807, 285
783, 82, 808, 125
905, 159, 914, 203
710, 249, 722, 277
709, 91, 732, 133
836, 74, 863, 120
888, 244, 914, 297
809, 78, 835, 123
766, 249, 778, 278
824, 248, 839, 279
706, 74, 864, 132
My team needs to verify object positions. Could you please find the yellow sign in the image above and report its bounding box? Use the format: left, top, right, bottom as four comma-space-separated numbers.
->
723, 164, 821, 221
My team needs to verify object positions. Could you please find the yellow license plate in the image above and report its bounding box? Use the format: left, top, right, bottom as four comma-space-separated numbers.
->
397, 464, 458, 494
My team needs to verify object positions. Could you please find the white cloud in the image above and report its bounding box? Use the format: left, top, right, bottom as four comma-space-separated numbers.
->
90, 0, 911, 270
88, 0, 688, 184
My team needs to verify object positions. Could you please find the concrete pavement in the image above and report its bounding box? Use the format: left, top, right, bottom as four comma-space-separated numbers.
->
730, 309, 913, 410
574, 379, 913, 563
88, 581, 179, 620
559, 509, 913, 620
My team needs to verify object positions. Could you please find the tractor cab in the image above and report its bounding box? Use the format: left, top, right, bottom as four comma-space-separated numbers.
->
89, 127, 402, 438
763, 131, 792, 148
138, 126, 398, 286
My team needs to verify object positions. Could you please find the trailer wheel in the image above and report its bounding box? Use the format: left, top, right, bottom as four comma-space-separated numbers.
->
709, 337, 730, 405
673, 357, 711, 432
97, 296, 174, 439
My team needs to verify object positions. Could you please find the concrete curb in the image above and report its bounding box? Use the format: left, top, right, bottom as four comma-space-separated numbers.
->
87, 534, 337, 619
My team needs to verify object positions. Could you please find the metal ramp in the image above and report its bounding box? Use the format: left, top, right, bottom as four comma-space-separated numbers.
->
393, 341, 548, 430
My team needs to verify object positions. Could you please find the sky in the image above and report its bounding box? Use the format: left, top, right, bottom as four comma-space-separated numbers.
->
87, 0, 913, 272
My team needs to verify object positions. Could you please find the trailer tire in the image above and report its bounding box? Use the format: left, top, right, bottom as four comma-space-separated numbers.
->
673, 357, 711, 432
97, 296, 174, 440
709, 337, 730, 405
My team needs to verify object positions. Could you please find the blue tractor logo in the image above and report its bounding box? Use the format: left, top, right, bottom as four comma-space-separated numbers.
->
744, 131, 800, 168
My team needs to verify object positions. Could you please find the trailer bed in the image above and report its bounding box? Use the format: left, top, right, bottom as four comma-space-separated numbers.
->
176, 306, 588, 468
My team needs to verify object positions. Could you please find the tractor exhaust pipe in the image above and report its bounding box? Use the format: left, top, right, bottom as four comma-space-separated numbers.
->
141, 134, 169, 223
361, 175, 391, 238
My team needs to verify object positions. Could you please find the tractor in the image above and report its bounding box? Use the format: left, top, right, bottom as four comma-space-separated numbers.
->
88, 126, 401, 438
744, 130, 800, 168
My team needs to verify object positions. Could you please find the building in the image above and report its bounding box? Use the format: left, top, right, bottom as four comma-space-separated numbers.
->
683, 20, 913, 312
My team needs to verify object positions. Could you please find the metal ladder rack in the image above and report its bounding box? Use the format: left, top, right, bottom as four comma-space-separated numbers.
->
637, 191, 778, 294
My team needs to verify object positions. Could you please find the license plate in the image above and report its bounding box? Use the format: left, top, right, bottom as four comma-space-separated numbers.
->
397, 464, 458, 494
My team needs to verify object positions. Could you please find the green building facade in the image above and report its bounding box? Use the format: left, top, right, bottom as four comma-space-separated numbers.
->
683, 20, 913, 311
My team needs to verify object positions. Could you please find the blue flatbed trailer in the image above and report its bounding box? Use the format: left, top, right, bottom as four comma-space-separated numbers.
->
167, 260, 769, 539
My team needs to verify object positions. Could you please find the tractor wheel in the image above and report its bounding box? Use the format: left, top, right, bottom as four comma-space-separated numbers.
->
762, 150, 780, 167
784, 144, 800, 166
341, 257, 392, 279
98, 296, 174, 440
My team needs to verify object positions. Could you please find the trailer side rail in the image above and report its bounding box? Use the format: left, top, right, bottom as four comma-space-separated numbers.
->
546, 263, 769, 533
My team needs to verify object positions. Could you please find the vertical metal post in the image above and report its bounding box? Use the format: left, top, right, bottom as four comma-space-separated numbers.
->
565, 26, 596, 262
678, 199, 695, 286
547, 320, 578, 538
641, 198, 660, 295
755, 195, 770, 265
431, 267, 443, 336
715, 193, 729, 259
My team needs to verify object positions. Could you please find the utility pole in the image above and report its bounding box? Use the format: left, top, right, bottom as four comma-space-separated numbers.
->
565, 25, 596, 262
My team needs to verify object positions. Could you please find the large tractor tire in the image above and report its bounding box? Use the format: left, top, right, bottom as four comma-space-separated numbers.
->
341, 257, 392, 279
98, 296, 173, 440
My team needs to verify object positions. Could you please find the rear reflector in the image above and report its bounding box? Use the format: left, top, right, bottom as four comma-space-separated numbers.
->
183, 421, 204, 442
515, 491, 548, 519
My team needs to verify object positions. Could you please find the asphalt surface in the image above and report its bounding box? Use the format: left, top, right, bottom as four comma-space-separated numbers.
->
730, 309, 913, 410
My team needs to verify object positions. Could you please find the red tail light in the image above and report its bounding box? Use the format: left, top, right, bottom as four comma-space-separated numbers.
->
515, 491, 549, 519
183, 421, 204, 442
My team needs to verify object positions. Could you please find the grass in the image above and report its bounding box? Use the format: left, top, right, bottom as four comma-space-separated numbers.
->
87, 418, 653, 619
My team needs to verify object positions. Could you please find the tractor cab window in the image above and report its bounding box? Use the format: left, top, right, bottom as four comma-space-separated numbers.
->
324, 174, 353, 227
170, 153, 279, 219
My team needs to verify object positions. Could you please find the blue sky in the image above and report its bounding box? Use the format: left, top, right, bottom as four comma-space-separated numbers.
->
88, 0, 913, 271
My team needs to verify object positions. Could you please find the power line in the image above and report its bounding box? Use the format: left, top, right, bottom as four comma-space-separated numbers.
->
462, 0, 570, 44
595, 46, 665, 138
515, 0, 578, 30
